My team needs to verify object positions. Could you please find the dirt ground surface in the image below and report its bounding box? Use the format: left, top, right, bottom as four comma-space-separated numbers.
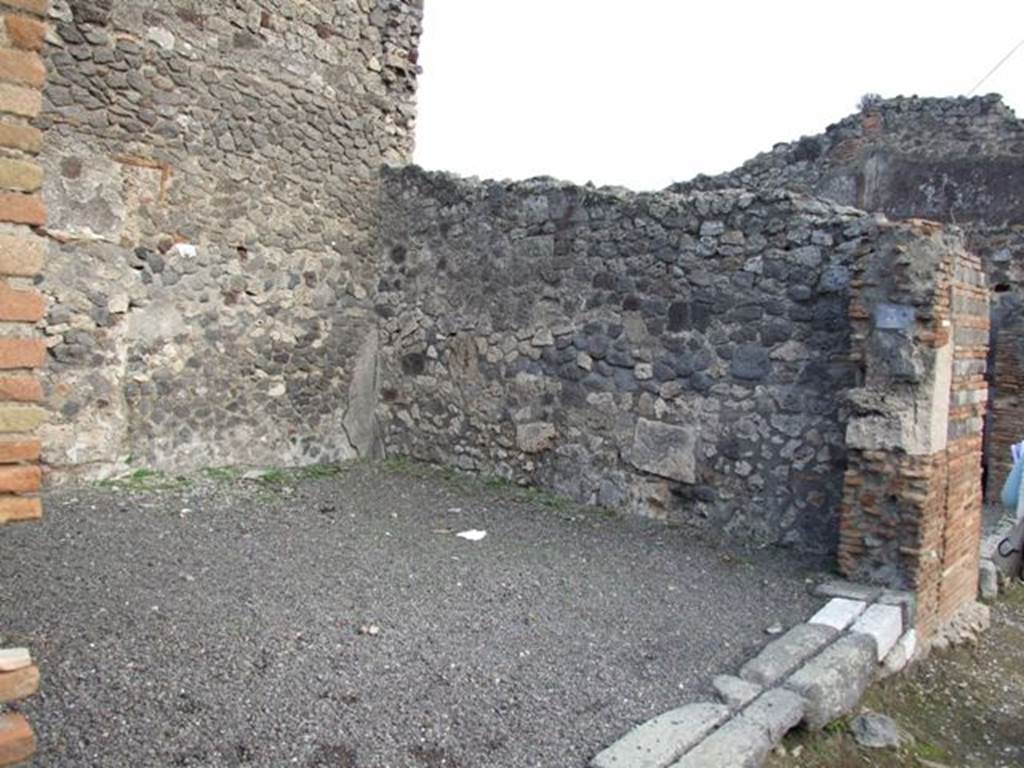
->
766, 585, 1024, 768
0, 460, 828, 768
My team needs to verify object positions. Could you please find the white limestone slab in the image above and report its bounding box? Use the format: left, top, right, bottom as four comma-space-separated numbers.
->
851, 603, 903, 661
808, 598, 867, 631
881, 629, 918, 676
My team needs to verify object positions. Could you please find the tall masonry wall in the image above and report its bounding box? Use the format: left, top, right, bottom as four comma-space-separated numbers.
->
37, 0, 422, 477
680, 96, 1022, 298
375, 166, 972, 552
678, 95, 1023, 499
14, 9, 990, 638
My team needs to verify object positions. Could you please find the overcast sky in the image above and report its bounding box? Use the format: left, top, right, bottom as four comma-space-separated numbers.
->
413, 1, 1024, 190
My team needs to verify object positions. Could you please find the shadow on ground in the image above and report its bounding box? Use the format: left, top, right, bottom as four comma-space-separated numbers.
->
0, 460, 829, 768
767, 586, 1024, 768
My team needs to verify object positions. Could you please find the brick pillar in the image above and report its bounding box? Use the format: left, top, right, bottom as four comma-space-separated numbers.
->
941, 253, 988, 621
0, 0, 47, 763
838, 220, 987, 642
0, 0, 46, 521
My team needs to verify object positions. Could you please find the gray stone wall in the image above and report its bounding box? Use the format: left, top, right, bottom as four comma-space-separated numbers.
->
676, 94, 1024, 497
678, 95, 1024, 331
37, 0, 422, 476
680, 96, 1024, 296
376, 166, 892, 550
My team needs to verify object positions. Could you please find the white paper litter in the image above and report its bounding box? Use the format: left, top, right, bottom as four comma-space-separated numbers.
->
456, 529, 487, 541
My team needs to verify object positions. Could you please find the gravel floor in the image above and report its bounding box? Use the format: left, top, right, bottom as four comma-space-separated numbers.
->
0, 461, 827, 768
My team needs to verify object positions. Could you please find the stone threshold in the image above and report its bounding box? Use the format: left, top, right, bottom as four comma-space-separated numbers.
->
588, 579, 917, 768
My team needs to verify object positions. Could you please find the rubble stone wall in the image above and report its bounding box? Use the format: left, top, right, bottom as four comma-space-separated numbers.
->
38, 0, 422, 477
28, 16, 993, 633
679, 96, 1022, 295
676, 94, 1023, 498
376, 166, 968, 550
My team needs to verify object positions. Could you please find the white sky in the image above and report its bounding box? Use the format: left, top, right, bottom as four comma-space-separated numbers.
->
413, 1, 1024, 190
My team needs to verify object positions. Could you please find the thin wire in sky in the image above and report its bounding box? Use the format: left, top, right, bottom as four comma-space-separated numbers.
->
968, 37, 1024, 95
